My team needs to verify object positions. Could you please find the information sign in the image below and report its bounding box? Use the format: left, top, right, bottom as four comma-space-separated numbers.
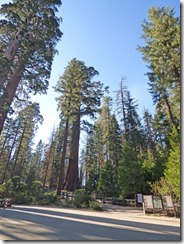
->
153, 196, 163, 209
143, 195, 153, 209
162, 195, 174, 209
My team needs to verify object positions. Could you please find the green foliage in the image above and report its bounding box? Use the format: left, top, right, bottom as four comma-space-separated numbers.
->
0, 0, 62, 134
0, 180, 59, 205
97, 161, 117, 197
0, 179, 15, 198
118, 143, 144, 197
164, 129, 180, 200
89, 201, 103, 211
72, 189, 91, 208
33, 191, 58, 205
138, 6, 180, 140
54, 58, 107, 191
0, 5, 180, 208
149, 177, 171, 196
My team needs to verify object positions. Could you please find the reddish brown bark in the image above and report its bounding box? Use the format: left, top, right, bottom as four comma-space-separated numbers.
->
0, 29, 22, 87
56, 120, 69, 196
64, 115, 80, 191
0, 60, 24, 134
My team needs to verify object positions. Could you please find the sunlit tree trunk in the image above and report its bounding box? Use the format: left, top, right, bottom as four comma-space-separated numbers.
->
65, 114, 80, 191
0, 60, 24, 134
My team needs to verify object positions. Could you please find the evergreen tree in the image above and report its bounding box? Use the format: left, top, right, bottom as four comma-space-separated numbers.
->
26, 140, 44, 185
0, 0, 62, 133
0, 118, 21, 183
55, 58, 106, 192
124, 91, 144, 152
164, 128, 180, 200
118, 143, 144, 198
94, 97, 122, 197
10, 103, 43, 184
85, 130, 99, 194
42, 127, 56, 188
137, 6, 180, 134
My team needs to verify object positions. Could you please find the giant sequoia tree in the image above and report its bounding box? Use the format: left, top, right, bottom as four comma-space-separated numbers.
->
55, 58, 107, 193
0, 0, 62, 133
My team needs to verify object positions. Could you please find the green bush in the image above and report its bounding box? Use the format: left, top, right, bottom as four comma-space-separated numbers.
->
0, 180, 60, 205
0, 179, 15, 198
89, 201, 103, 211
72, 189, 91, 208
31, 190, 59, 205
14, 190, 32, 204
61, 198, 74, 208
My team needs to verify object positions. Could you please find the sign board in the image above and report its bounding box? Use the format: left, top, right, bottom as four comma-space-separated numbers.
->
143, 195, 153, 209
162, 195, 174, 209
153, 196, 163, 209
137, 193, 143, 203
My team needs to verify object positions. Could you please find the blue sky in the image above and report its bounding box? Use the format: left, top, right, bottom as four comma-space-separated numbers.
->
0, 0, 180, 145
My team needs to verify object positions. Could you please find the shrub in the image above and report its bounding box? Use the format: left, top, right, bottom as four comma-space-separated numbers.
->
31, 190, 58, 205
72, 189, 91, 208
0, 179, 15, 198
89, 201, 103, 211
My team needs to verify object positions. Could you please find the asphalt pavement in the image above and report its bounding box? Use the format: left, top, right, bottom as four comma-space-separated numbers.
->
0, 204, 180, 241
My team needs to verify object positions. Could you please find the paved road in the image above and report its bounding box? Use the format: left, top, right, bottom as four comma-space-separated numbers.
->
0, 205, 180, 241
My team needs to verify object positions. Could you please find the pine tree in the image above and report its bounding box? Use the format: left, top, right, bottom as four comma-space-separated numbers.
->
118, 143, 144, 198
124, 91, 144, 152
93, 97, 122, 197
26, 140, 44, 185
0, 118, 20, 183
85, 130, 99, 194
10, 103, 43, 183
137, 6, 180, 133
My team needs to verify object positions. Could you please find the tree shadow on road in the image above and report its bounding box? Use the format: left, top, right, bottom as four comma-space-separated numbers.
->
0, 206, 180, 241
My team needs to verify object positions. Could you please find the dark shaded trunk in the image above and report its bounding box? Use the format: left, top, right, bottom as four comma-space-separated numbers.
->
17, 154, 26, 188
173, 64, 180, 80
64, 115, 80, 191
10, 121, 27, 178
0, 60, 24, 134
1, 125, 19, 184
42, 147, 53, 188
56, 120, 69, 196
163, 90, 179, 132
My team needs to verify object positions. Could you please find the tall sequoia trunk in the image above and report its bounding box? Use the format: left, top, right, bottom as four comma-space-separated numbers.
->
56, 120, 69, 196
0, 28, 23, 88
64, 114, 80, 191
0, 60, 24, 134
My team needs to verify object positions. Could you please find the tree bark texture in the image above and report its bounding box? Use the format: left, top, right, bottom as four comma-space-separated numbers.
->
64, 115, 80, 191
0, 60, 24, 134
56, 120, 69, 196
0, 29, 22, 87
